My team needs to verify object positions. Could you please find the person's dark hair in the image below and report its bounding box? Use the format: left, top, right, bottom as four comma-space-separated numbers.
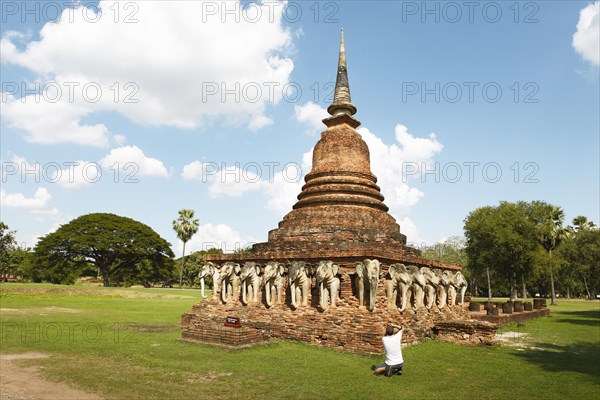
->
385, 324, 395, 336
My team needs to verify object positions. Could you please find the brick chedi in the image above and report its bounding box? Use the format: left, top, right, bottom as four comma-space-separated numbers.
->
207, 29, 456, 270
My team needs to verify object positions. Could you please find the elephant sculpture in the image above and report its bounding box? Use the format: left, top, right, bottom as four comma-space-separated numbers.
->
448, 271, 468, 306
436, 269, 452, 308
406, 265, 426, 309
355, 259, 381, 311
287, 261, 312, 309
240, 262, 261, 305
262, 261, 286, 307
386, 263, 413, 311
197, 262, 221, 299
421, 267, 440, 309
316, 260, 341, 310
220, 262, 241, 304
454, 271, 468, 305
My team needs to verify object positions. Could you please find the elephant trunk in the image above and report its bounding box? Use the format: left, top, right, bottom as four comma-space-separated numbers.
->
290, 282, 297, 308
320, 281, 328, 310
221, 280, 228, 303
200, 278, 207, 299
242, 281, 248, 304
368, 279, 377, 312
265, 281, 273, 307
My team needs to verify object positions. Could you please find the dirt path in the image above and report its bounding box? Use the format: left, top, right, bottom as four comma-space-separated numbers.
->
0, 352, 102, 400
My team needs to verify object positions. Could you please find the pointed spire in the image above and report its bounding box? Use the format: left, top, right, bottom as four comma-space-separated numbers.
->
327, 29, 357, 117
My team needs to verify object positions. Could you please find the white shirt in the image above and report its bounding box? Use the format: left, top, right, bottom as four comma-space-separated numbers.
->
382, 329, 403, 365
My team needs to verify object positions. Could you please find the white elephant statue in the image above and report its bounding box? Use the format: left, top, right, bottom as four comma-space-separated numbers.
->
436, 269, 452, 308
240, 262, 261, 305
407, 265, 426, 309
197, 262, 221, 299
386, 263, 412, 311
263, 261, 286, 307
287, 261, 312, 309
355, 259, 381, 311
220, 262, 241, 304
316, 260, 341, 310
453, 271, 468, 305
421, 267, 440, 309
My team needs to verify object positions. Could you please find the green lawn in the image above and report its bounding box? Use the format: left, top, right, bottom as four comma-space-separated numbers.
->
1, 283, 599, 400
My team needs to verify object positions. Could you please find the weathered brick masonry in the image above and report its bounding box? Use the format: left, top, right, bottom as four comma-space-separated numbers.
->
181, 270, 498, 354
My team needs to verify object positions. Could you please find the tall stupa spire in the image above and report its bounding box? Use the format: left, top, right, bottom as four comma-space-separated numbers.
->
327, 29, 357, 116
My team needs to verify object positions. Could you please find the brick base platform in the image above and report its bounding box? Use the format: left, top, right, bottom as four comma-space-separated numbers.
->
469, 308, 551, 325
181, 292, 497, 355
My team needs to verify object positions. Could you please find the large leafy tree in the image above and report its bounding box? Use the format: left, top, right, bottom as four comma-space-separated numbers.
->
525, 202, 567, 305
172, 209, 199, 289
558, 218, 600, 299
34, 213, 174, 286
464, 202, 538, 300
0, 221, 18, 281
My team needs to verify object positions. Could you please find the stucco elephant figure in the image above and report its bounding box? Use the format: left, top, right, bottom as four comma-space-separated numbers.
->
240, 262, 261, 305
197, 262, 221, 299
287, 261, 312, 309
220, 262, 241, 304
421, 267, 440, 309
316, 260, 341, 310
407, 265, 426, 309
386, 263, 413, 311
355, 259, 381, 311
453, 271, 468, 305
435, 269, 452, 308
262, 261, 285, 307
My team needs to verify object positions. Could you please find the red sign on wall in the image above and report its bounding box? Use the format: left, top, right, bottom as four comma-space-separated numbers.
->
224, 316, 241, 328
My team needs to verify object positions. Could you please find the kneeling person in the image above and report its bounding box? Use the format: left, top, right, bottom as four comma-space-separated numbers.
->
374, 323, 403, 376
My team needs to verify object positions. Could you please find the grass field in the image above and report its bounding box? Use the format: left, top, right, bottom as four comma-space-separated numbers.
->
1, 283, 599, 400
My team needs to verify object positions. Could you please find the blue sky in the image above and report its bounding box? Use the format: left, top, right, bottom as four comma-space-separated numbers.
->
1, 0, 598, 255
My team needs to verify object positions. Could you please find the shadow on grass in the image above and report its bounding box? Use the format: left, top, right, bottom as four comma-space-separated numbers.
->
555, 310, 600, 327
513, 341, 600, 381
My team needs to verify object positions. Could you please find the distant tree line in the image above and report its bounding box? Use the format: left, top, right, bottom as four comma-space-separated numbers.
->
423, 201, 599, 301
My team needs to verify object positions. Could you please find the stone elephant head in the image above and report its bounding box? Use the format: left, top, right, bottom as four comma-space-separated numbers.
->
263, 261, 285, 307
287, 261, 312, 309
197, 262, 221, 299
435, 269, 452, 308
355, 258, 381, 311
316, 260, 341, 310
220, 262, 241, 304
386, 263, 413, 311
452, 271, 468, 305
240, 262, 261, 305
421, 267, 440, 309
407, 265, 426, 309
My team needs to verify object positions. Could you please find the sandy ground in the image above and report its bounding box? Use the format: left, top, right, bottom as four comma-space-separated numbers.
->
0, 353, 102, 400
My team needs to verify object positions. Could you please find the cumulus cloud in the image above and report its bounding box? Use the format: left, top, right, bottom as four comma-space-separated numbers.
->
0, 187, 59, 215
294, 101, 329, 135
1, 1, 294, 146
176, 223, 255, 254
99, 145, 169, 177
573, 1, 600, 66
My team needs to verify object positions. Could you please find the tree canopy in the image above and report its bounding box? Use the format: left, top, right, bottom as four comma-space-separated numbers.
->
34, 213, 174, 286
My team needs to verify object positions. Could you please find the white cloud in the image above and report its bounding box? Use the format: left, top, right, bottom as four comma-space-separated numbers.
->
50, 160, 100, 190
176, 223, 255, 254
1, 1, 294, 146
262, 150, 312, 214
113, 134, 127, 145
573, 1, 600, 66
359, 124, 443, 214
99, 145, 169, 177
294, 101, 329, 134
181, 161, 210, 181
0, 187, 58, 216
207, 166, 265, 198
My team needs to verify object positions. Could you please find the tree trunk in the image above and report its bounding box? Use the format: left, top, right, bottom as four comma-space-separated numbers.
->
566, 286, 570, 299
179, 241, 186, 289
486, 268, 492, 301
583, 275, 591, 300
549, 249, 557, 305
521, 274, 527, 299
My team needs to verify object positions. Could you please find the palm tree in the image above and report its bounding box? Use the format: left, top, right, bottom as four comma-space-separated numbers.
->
539, 205, 566, 306
572, 215, 597, 232
172, 209, 199, 289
